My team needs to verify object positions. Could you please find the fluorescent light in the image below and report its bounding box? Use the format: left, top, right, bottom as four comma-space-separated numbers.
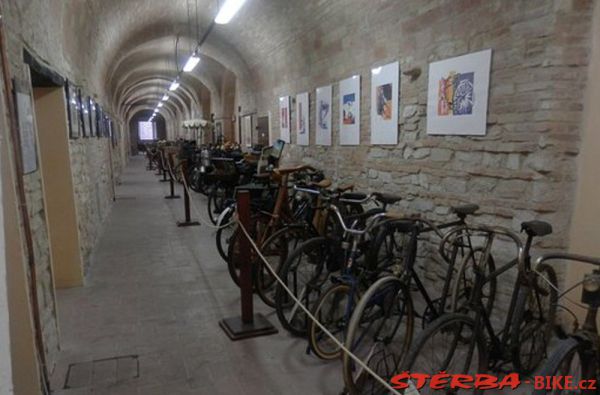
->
183, 53, 200, 72
162, 94, 169, 101
169, 79, 180, 91
372, 67, 382, 75
215, 0, 247, 24
158, 102, 164, 108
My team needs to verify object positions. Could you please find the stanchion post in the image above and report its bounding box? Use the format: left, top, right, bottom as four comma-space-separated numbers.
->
177, 159, 200, 227
159, 151, 168, 182
219, 188, 278, 340
164, 162, 180, 200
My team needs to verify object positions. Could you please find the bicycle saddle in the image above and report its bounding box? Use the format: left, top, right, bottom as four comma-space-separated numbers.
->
336, 184, 354, 193
308, 178, 332, 189
521, 220, 553, 237
373, 192, 402, 205
340, 192, 367, 201
452, 204, 479, 217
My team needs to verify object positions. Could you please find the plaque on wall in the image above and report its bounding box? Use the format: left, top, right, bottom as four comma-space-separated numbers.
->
15, 91, 38, 174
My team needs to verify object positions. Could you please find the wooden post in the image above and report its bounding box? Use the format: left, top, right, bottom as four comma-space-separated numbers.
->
176, 160, 199, 227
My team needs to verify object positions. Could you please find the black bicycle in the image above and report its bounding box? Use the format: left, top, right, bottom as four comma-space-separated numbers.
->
533, 252, 600, 395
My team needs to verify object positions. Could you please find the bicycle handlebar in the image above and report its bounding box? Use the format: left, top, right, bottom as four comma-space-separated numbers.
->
535, 252, 600, 268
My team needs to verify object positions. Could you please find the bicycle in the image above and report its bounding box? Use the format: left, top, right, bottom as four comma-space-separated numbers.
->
398, 222, 558, 395
533, 252, 600, 395
341, 206, 491, 394
273, 191, 401, 337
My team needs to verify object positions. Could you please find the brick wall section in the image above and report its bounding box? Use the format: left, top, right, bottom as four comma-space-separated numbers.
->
254, 0, 593, 262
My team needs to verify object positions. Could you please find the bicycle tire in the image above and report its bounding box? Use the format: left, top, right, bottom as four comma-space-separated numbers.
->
532, 337, 595, 395
207, 187, 226, 225
510, 262, 558, 374
215, 207, 235, 262
342, 276, 414, 395
308, 283, 356, 360
364, 219, 416, 273
256, 225, 312, 308
274, 237, 331, 337
400, 313, 487, 395
450, 247, 497, 317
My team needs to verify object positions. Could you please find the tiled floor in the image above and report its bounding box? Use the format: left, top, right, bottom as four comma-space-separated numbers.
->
51, 156, 342, 394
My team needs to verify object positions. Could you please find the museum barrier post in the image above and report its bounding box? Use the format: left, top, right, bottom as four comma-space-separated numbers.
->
219, 189, 277, 340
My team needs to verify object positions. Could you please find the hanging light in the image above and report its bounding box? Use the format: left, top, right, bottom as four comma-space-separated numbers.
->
183, 52, 201, 72
215, 0, 247, 24
162, 94, 169, 101
169, 78, 180, 91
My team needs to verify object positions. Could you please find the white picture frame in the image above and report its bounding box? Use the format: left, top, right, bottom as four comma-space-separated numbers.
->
339, 75, 360, 145
296, 92, 309, 146
426, 49, 492, 136
315, 85, 332, 146
370, 61, 399, 145
279, 96, 291, 143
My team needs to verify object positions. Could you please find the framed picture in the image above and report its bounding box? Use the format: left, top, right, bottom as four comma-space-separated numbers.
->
15, 90, 38, 174
316, 85, 332, 146
339, 75, 360, 145
241, 115, 252, 147
65, 81, 81, 139
427, 49, 492, 136
89, 98, 97, 137
371, 61, 399, 145
279, 96, 290, 143
81, 94, 91, 137
296, 92, 309, 146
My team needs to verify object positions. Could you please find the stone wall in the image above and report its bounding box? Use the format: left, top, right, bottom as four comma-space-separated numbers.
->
1, 0, 129, 371
253, 0, 594, 268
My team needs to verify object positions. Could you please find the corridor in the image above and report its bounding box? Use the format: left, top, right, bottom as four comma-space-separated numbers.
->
51, 156, 341, 395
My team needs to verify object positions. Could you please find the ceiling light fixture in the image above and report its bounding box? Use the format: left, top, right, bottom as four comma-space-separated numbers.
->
158, 102, 164, 108
183, 52, 201, 72
169, 78, 180, 91
215, 0, 247, 24
162, 94, 169, 101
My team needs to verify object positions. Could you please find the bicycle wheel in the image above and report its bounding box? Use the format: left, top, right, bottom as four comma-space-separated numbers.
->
400, 313, 487, 395
308, 283, 356, 360
365, 220, 416, 274
343, 276, 414, 395
256, 225, 312, 308
450, 247, 497, 317
274, 237, 332, 336
533, 337, 595, 395
226, 215, 269, 286
215, 207, 235, 262
510, 263, 558, 374
207, 186, 227, 225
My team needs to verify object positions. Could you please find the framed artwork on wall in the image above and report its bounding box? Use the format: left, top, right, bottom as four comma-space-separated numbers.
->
65, 80, 81, 139
370, 61, 399, 145
316, 85, 332, 146
89, 98, 97, 137
339, 75, 360, 145
426, 49, 492, 136
279, 96, 290, 143
296, 92, 309, 146
15, 91, 38, 174
81, 94, 91, 137
241, 114, 253, 147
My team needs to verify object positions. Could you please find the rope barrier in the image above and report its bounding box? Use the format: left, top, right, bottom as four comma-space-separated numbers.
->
235, 217, 404, 395
164, 158, 234, 230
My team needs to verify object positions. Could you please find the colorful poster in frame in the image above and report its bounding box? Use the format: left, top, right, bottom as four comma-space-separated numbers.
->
370, 61, 399, 145
339, 75, 360, 145
296, 92, 309, 146
315, 85, 332, 146
427, 49, 492, 136
65, 81, 81, 139
279, 96, 290, 143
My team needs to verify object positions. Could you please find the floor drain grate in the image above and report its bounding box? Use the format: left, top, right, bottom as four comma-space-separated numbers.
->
64, 355, 139, 389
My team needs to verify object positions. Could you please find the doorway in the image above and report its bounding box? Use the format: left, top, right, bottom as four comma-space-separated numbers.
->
31, 82, 84, 288
256, 116, 270, 146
